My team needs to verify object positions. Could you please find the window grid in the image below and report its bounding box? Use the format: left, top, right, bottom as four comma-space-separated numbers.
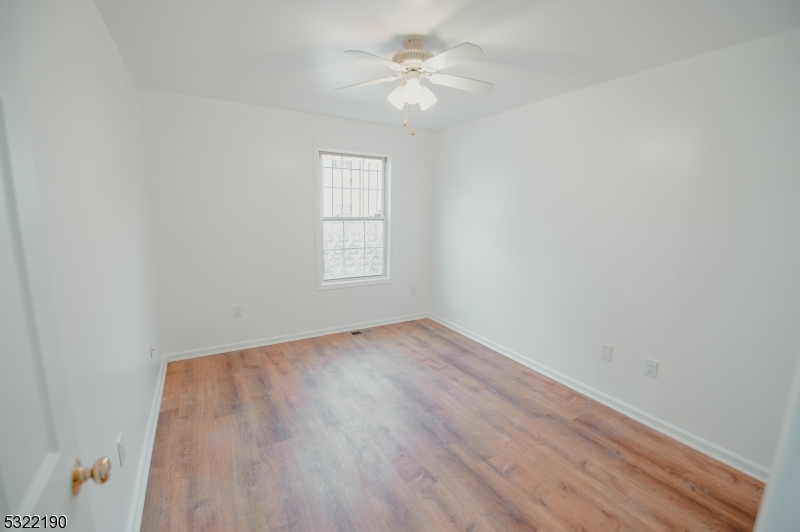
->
320, 153, 387, 282
322, 157, 383, 218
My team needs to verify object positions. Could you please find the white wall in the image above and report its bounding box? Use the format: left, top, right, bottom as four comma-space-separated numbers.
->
12, 1, 161, 530
431, 29, 800, 477
140, 90, 433, 356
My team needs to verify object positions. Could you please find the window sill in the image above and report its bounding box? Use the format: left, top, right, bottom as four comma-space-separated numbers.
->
317, 276, 392, 291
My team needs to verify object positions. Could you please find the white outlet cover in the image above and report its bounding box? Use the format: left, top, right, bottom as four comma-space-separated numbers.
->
232, 305, 242, 318
410, 285, 417, 295
644, 358, 659, 378
600, 344, 613, 362
117, 433, 125, 467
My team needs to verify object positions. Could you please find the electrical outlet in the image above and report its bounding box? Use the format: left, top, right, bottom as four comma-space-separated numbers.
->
232, 305, 242, 318
150, 344, 155, 359
643, 358, 659, 378
600, 344, 613, 362
410, 285, 417, 295
117, 433, 126, 467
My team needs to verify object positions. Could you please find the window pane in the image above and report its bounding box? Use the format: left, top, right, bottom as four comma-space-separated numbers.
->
323, 187, 333, 217
322, 168, 332, 187
332, 188, 342, 217
323, 250, 344, 280
364, 220, 384, 248
344, 249, 365, 277
343, 156, 360, 170
342, 187, 352, 216
321, 154, 336, 168
332, 168, 342, 188
365, 248, 384, 276
344, 221, 364, 249
351, 190, 362, 217
371, 186, 376, 215
368, 190, 378, 216
323, 221, 343, 250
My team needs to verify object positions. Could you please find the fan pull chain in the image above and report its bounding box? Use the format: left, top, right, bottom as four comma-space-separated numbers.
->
411, 104, 415, 136
403, 103, 408, 127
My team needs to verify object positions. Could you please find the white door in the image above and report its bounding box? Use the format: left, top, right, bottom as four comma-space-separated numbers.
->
0, 4, 99, 528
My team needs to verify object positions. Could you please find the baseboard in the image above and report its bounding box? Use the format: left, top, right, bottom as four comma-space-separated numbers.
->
428, 313, 771, 483
163, 312, 429, 363
125, 355, 169, 532
124, 311, 427, 531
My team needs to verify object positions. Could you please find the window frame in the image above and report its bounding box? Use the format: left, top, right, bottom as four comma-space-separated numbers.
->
314, 145, 392, 291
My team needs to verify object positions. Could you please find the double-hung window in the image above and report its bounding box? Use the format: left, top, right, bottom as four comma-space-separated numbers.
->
317, 151, 390, 289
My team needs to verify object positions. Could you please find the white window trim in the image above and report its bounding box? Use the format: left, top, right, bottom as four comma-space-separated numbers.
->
314, 144, 393, 291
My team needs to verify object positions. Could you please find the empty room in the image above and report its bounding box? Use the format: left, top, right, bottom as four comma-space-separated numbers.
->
2, 0, 800, 531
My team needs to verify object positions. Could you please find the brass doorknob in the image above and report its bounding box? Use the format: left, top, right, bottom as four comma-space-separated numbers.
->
72, 457, 111, 495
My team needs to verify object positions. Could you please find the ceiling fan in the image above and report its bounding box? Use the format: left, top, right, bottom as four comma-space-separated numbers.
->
335, 38, 493, 134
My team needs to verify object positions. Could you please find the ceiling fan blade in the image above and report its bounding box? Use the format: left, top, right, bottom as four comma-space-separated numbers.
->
428, 73, 493, 94
421, 43, 483, 72
344, 50, 403, 71
334, 76, 400, 92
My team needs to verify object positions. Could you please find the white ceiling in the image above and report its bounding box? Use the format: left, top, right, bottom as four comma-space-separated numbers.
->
94, 0, 800, 131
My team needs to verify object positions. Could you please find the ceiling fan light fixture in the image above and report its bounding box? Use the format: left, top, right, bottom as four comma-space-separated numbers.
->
340, 39, 492, 121
403, 77, 423, 105
387, 84, 406, 110
418, 84, 437, 111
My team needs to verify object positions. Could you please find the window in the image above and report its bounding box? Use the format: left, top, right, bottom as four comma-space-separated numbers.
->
316, 151, 390, 288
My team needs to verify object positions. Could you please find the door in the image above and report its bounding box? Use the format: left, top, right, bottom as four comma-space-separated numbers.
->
0, 3, 97, 528
753, 348, 800, 531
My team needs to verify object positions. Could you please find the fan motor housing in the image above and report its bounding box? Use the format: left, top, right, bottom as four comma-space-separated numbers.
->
392, 39, 433, 70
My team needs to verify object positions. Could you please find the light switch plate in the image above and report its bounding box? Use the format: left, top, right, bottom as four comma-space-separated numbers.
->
644, 358, 659, 378
600, 344, 613, 362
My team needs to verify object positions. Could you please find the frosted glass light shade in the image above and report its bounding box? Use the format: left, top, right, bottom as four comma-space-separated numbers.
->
387, 84, 405, 110
403, 77, 422, 104
418, 85, 437, 111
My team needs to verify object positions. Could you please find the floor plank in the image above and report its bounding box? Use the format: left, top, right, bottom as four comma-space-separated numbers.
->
141, 319, 763, 531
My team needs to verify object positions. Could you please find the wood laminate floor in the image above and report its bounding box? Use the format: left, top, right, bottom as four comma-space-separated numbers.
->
141, 319, 763, 532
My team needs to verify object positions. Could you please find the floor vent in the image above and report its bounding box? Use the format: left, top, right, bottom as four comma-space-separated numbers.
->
349, 328, 373, 336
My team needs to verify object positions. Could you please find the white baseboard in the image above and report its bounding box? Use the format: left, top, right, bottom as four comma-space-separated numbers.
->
163, 312, 429, 363
126, 355, 169, 532
428, 313, 771, 483
124, 312, 428, 532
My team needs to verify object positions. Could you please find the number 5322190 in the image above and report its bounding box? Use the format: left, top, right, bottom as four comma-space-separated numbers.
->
4, 515, 67, 528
